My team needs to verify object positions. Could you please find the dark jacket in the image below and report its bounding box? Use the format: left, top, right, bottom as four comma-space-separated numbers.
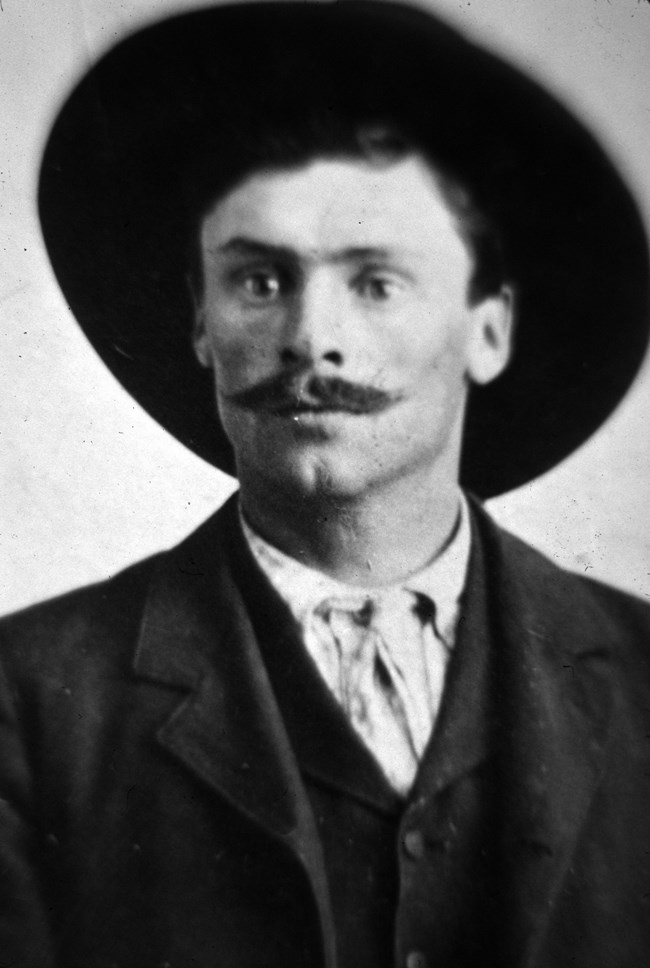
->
1, 495, 650, 968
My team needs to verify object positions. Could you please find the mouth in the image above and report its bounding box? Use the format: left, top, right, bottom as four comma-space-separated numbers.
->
268, 400, 385, 417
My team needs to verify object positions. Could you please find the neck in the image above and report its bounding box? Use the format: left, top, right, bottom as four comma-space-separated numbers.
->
239, 465, 462, 588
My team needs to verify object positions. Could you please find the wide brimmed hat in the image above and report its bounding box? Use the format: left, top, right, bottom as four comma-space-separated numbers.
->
38, 0, 649, 497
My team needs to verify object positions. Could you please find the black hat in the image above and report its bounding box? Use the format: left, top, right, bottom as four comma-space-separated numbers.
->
38, 0, 649, 497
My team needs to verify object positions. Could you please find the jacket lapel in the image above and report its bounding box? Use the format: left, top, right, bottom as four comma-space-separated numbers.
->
474, 507, 619, 966
131, 497, 335, 967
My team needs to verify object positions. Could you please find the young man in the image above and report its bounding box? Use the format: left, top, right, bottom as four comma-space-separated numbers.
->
1, 3, 649, 967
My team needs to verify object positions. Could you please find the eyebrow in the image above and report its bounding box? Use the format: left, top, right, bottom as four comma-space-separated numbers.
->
209, 235, 400, 264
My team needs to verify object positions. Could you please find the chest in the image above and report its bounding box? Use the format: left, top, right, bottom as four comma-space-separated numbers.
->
254, 552, 498, 968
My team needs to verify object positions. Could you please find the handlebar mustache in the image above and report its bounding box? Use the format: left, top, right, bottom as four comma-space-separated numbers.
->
226, 374, 399, 415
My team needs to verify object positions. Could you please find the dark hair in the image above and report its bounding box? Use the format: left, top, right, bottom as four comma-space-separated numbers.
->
185, 121, 507, 306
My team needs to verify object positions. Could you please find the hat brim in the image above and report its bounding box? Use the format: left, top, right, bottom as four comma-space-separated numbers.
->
38, 0, 649, 497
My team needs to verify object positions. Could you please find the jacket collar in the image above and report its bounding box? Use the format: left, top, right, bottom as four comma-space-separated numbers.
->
132, 494, 621, 968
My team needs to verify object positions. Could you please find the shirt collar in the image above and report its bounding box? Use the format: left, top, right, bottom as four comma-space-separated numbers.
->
239, 494, 471, 648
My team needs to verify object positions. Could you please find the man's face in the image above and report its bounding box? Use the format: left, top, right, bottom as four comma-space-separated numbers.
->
194, 155, 512, 500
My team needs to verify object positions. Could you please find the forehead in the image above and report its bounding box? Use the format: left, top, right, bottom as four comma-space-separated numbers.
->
200, 155, 471, 270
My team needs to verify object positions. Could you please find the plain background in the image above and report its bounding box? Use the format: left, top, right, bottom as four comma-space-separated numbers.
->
1, 0, 649, 614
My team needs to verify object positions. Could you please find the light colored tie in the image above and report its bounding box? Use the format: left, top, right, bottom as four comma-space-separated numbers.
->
314, 588, 446, 794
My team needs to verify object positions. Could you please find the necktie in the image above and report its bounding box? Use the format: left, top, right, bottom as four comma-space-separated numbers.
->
314, 589, 447, 793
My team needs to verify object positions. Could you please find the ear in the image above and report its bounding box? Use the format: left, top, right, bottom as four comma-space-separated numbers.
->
193, 313, 213, 369
466, 285, 515, 386
187, 275, 212, 369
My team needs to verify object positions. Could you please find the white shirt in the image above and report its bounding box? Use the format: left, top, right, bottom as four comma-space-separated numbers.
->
241, 496, 471, 793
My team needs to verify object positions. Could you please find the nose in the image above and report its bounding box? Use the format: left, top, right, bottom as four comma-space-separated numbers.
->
279, 271, 344, 368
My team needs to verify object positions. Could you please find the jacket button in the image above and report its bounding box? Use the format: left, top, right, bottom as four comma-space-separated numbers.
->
406, 952, 428, 968
403, 829, 425, 859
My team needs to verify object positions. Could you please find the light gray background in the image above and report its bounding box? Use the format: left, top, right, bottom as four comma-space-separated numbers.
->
1, 0, 649, 614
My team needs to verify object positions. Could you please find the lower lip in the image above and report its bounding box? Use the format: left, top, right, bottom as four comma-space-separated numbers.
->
269, 408, 365, 433
291, 409, 378, 426
272, 406, 362, 417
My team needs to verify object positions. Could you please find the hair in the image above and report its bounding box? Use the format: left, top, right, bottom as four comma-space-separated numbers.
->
184, 120, 507, 307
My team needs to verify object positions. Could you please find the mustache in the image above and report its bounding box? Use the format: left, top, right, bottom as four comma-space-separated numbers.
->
226, 373, 399, 415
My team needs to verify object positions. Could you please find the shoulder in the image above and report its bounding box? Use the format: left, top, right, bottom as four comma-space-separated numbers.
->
0, 496, 238, 686
0, 552, 162, 686
469, 496, 650, 659
496, 515, 649, 615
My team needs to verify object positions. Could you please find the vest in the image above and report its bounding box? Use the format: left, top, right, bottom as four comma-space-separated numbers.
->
229, 517, 503, 968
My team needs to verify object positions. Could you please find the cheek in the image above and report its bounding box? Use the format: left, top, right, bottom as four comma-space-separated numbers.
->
381, 307, 469, 388
202, 310, 281, 391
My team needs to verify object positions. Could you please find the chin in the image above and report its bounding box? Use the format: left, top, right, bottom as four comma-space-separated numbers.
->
256, 441, 430, 509
297, 459, 374, 502
282, 452, 370, 500
235, 435, 372, 501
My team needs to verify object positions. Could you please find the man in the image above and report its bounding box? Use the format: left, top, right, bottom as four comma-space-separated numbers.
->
1, 2, 650, 967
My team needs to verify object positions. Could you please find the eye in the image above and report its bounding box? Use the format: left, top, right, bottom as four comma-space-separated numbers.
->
238, 268, 283, 302
355, 272, 403, 302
